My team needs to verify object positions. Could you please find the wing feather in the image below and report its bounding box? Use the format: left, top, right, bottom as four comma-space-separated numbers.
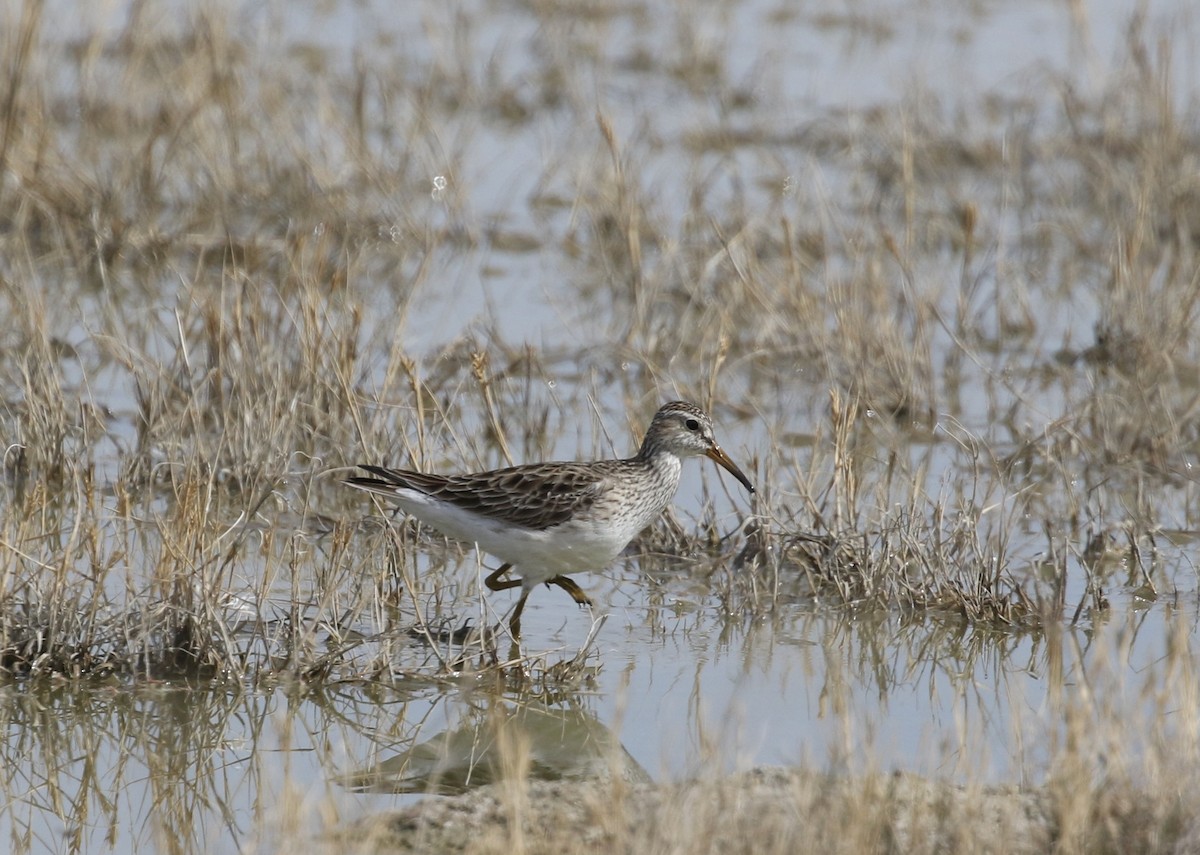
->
348, 462, 618, 530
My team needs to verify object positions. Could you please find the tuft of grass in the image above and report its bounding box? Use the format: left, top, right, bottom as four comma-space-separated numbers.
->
2, 2, 1200, 851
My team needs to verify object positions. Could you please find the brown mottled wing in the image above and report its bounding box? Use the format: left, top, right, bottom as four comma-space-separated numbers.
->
349, 462, 614, 531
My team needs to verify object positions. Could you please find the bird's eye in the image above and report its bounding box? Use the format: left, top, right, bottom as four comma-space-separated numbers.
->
685, 418, 700, 431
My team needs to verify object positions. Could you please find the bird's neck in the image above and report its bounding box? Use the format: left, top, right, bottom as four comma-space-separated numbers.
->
637, 445, 683, 488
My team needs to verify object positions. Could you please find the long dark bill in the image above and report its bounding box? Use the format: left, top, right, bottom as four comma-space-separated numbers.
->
705, 445, 755, 493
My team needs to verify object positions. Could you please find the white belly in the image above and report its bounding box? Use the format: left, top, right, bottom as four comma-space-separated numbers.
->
385, 489, 647, 588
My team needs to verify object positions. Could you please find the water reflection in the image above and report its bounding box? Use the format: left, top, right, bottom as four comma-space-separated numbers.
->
340, 696, 649, 795
0, 599, 1195, 853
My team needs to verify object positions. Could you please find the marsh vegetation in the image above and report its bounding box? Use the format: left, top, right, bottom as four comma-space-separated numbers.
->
2, 0, 1200, 852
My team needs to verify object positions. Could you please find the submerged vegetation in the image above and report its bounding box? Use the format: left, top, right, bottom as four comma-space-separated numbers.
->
1, 0, 1200, 852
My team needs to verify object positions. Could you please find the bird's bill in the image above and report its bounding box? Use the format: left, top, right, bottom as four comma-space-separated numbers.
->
706, 445, 755, 493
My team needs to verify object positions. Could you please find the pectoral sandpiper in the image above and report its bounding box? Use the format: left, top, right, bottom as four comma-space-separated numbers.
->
346, 401, 754, 637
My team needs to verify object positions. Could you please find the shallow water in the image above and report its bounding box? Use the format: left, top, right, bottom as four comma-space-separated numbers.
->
4, 0, 1200, 852
2, 582, 1195, 852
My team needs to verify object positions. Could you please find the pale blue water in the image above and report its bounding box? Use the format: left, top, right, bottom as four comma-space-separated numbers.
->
3, 0, 1200, 851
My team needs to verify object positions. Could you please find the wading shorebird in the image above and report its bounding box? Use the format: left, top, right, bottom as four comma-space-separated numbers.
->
346, 401, 754, 637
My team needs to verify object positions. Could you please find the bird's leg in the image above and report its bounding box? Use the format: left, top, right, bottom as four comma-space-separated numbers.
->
485, 563, 521, 592
546, 575, 593, 608
509, 589, 530, 638
483, 563, 527, 639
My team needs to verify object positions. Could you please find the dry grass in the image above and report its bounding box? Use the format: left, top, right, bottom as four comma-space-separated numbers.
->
1, 0, 1200, 852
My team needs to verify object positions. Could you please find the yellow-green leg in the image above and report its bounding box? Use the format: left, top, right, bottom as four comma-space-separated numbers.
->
484, 565, 592, 638
509, 589, 531, 639
546, 575, 593, 607
485, 563, 520, 592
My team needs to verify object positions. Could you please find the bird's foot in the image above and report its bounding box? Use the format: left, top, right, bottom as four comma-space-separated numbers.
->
545, 574, 593, 608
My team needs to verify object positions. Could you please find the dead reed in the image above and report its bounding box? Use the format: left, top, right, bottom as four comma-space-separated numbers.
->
1, 1, 1200, 851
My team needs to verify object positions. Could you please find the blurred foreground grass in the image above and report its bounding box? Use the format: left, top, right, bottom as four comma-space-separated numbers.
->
1, 2, 1200, 852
